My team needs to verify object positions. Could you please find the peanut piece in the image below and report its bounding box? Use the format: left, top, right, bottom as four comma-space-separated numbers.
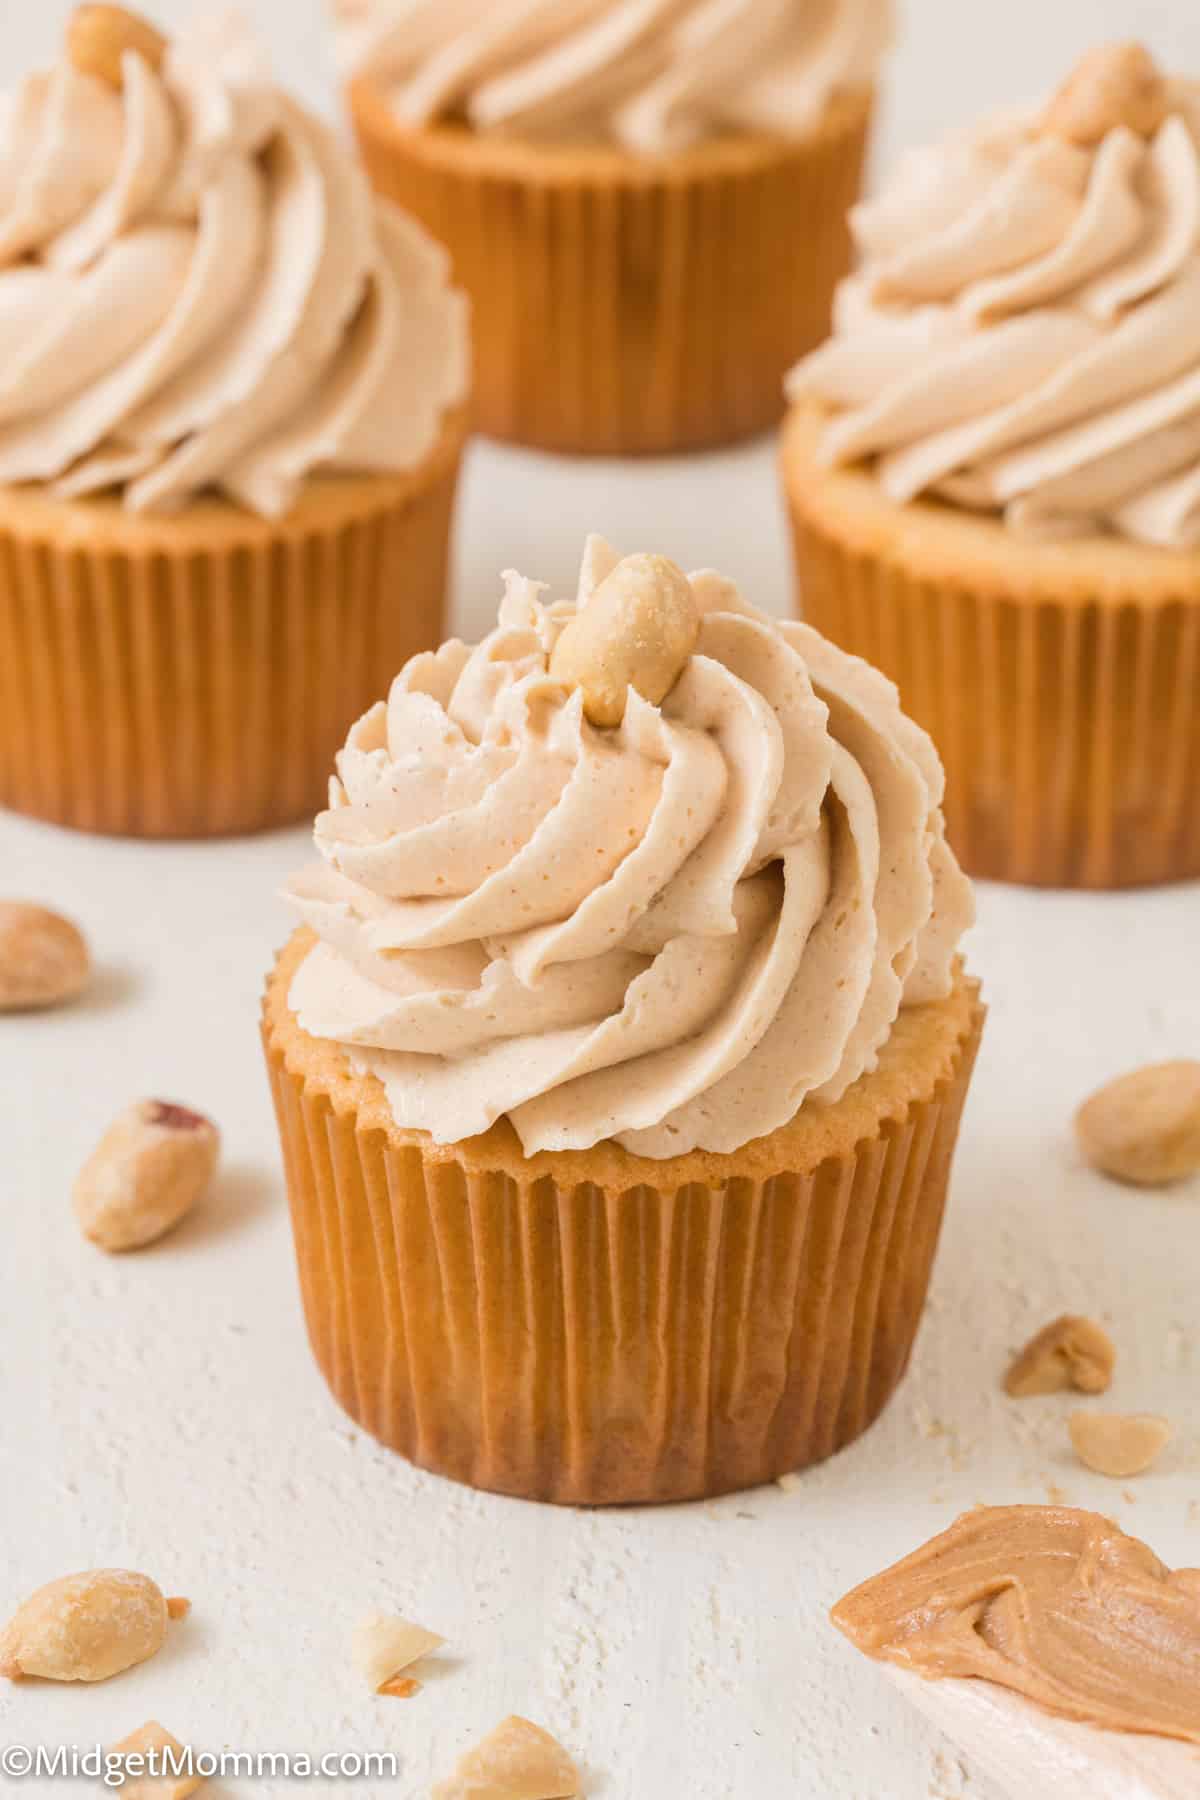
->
0, 902, 90, 1011
66, 5, 167, 87
1041, 43, 1169, 146
549, 553, 700, 728
433, 1717, 580, 1800
353, 1611, 444, 1694
1069, 1411, 1172, 1479
74, 1099, 219, 1253
1004, 1315, 1115, 1398
0, 1571, 185, 1684
110, 1722, 204, 1799
1075, 1061, 1200, 1187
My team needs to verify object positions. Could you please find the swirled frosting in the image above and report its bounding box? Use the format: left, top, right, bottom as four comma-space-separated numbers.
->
335, 0, 891, 153
0, 11, 469, 516
285, 536, 973, 1159
834, 1507, 1200, 1746
789, 51, 1200, 549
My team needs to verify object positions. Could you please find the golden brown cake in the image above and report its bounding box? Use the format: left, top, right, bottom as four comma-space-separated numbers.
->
338, 2, 888, 454
0, 9, 469, 839
783, 45, 1200, 888
262, 538, 983, 1504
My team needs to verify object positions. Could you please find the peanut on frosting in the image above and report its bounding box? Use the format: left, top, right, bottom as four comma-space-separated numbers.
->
1040, 42, 1170, 146
548, 553, 699, 727
67, 6, 167, 88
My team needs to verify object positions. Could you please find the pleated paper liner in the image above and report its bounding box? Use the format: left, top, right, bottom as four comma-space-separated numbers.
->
0, 407, 466, 840
263, 928, 984, 1507
349, 81, 873, 456
781, 408, 1200, 889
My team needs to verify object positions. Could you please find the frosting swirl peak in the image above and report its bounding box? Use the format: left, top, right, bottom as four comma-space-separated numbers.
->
286, 537, 972, 1159
790, 46, 1200, 550
0, 9, 469, 516
335, 0, 892, 153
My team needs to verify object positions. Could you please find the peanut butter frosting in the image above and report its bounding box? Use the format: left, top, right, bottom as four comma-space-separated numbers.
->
285, 537, 973, 1159
833, 1507, 1200, 1745
789, 45, 1200, 549
0, 9, 469, 516
334, 0, 891, 153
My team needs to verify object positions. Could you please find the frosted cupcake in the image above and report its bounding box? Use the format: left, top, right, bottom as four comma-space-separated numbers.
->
783, 44, 1200, 888
262, 536, 982, 1505
335, 0, 889, 455
0, 7, 470, 839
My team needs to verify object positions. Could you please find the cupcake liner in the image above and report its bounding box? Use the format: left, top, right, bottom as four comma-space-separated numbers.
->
349, 82, 872, 456
263, 932, 984, 1506
782, 412, 1200, 889
0, 410, 465, 839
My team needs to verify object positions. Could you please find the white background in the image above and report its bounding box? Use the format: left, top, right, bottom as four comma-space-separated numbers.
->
1, 5, 1199, 1799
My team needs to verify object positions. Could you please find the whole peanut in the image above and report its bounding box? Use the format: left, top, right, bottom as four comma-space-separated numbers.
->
549, 553, 700, 728
1075, 1061, 1200, 1187
0, 1571, 187, 1684
74, 1100, 219, 1252
66, 6, 167, 88
0, 903, 90, 1011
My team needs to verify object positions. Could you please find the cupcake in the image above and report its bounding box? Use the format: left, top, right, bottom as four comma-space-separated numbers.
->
0, 6, 470, 839
783, 44, 1200, 889
335, 0, 888, 455
262, 535, 982, 1505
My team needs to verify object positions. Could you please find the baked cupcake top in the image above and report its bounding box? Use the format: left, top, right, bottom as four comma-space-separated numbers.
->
790, 44, 1200, 550
335, 0, 891, 153
0, 6, 469, 516
285, 538, 973, 1160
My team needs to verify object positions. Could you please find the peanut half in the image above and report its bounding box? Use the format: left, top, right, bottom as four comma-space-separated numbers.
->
1075, 1061, 1200, 1188
1004, 1315, 1115, 1398
549, 553, 700, 728
74, 1099, 220, 1253
352, 1611, 445, 1696
0, 1571, 188, 1684
109, 1721, 204, 1799
433, 1717, 581, 1800
1040, 43, 1169, 146
0, 902, 90, 1011
1069, 1411, 1172, 1479
67, 5, 167, 87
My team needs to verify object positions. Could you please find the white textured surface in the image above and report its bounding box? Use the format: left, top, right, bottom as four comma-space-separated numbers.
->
1, 4, 1200, 1797
2, 434, 1199, 1799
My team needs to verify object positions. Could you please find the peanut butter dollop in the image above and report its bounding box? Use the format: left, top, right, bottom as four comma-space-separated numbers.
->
832, 1506, 1200, 1746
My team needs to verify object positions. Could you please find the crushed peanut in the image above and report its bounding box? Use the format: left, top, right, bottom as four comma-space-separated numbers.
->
432, 1717, 581, 1800
549, 553, 699, 728
74, 1099, 219, 1252
109, 1722, 204, 1799
1069, 1411, 1172, 1479
0, 902, 90, 1011
1076, 1061, 1200, 1187
1040, 42, 1169, 146
352, 1611, 445, 1696
66, 5, 167, 88
0, 1571, 186, 1684
1004, 1315, 1115, 1398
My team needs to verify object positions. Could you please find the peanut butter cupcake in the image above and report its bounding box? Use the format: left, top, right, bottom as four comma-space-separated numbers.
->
783, 45, 1200, 888
0, 7, 470, 839
335, 0, 889, 455
262, 536, 982, 1505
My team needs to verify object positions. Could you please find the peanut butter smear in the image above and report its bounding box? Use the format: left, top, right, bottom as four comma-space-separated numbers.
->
832, 1507, 1200, 1745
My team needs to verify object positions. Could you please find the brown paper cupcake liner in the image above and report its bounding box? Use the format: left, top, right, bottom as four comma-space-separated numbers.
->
0, 409, 465, 839
263, 929, 984, 1506
782, 410, 1200, 889
349, 82, 872, 455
